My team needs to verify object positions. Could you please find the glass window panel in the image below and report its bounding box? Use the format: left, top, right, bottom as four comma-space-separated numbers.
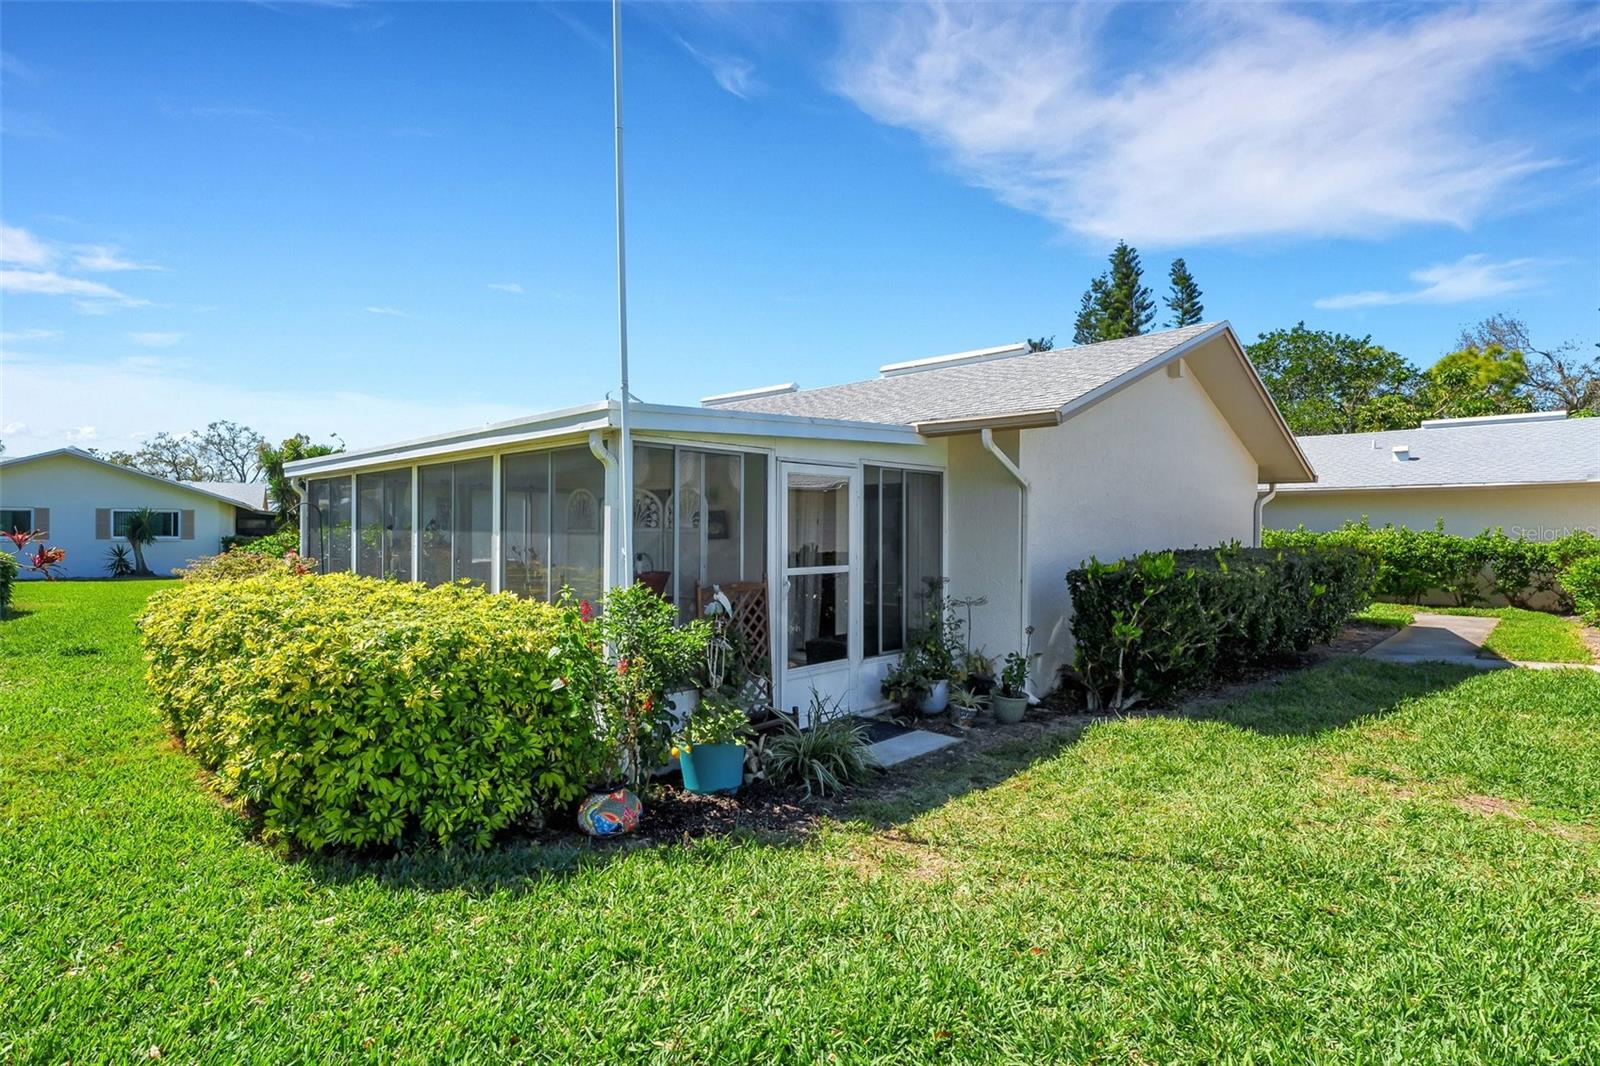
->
632, 445, 674, 589
674, 449, 704, 618
501, 451, 551, 600
906, 471, 943, 630
383, 469, 413, 582
357, 470, 412, 581
863, 466, 880, 658
880, 468, 906, 654
306, 479, 352, 574
551, 446, 604, 606
741, 452, 767, 582
418, 463, 454, 586
702, 451, 745, 593
355, 475, 384, 578
452, 459, 493, 587
1, 508, 33, 534
786, 471, 849, 567
786, 572, 848, 668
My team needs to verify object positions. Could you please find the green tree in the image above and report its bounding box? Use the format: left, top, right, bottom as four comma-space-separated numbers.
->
1414, 344, 1532, 420
95, 420, 267, 482
259, 433, 344, 526
1247, 324, 1419, 435
1456, 313, 1599, 415
1074, 242, 1154, 343
1165, 258, 1204, 327
1072, 277, 1107, 345
1026, 335, 1055, 352
121, 507, 161, 577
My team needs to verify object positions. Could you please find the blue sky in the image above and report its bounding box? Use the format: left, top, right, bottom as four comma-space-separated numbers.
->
3, 1, 1597, 455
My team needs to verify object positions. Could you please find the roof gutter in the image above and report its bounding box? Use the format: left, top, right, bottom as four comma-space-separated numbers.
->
1253, 484, 1277, 547
980, 427, 1034, 697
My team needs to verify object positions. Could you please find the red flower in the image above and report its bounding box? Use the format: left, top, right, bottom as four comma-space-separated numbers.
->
616, 657, 629, 675
579, 599, 594, 622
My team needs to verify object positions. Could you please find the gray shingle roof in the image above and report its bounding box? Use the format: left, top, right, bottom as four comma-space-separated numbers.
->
710, 323, 1222, 428
180, 481, 273, 510
1282, 414, 1600, 491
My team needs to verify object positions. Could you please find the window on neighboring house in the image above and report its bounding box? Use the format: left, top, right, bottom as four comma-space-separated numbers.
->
0, 508, 33, 534
112, 509, 181, 539
863, 466, 943, 657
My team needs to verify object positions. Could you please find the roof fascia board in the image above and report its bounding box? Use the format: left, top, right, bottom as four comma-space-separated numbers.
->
625, 401, 925, 445
914, 410, 1062, 436
1273, 478, 1599, 494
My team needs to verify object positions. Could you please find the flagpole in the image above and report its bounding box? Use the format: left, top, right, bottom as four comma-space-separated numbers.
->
611, 0, 634, 586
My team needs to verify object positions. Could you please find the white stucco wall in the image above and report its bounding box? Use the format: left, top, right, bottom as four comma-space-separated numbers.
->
1265, 483, 1600, 541
945, 430, 1024, 669
0, 453, 236, 579
1019, 362, 1260, 691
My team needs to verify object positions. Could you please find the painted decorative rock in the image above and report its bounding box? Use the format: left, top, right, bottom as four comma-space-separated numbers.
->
577, 789, 642, 837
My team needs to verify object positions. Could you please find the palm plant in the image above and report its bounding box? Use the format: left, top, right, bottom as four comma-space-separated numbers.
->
122, 507, 161, 576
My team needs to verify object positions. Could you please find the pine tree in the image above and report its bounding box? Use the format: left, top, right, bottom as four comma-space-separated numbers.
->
1073, 277, 1107, 345
1097, 242, 1154, 339
1165, 258, 1203, 327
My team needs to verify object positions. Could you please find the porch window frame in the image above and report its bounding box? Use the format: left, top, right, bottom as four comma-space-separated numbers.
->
859, 460, 947, 664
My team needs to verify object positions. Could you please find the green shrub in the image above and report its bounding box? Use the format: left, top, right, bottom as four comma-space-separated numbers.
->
224, 527, 300, 557
756, 693, 878, 798
1560, 557, 1600, 625
1065, 543, 1373, 709
1264, 522, 1599, 609
140, 572, 607, 851
176, 548, 315, 582
0, 551, 16, 616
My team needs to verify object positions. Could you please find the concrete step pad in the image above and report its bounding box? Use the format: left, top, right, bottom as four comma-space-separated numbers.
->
868, 729, 959, 767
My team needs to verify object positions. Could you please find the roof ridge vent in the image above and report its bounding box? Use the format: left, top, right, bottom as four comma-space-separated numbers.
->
879, 342, 1030, 378
1420, 410, 1568, 429
701, 383, 797, 407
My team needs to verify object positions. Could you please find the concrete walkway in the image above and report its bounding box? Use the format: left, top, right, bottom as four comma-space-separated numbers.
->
1365, 613, 1507, 668
867, 729, 959, 767
1365, 612, 1600, 672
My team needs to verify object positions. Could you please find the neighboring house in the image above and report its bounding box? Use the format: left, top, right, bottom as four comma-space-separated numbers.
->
284, 322, 1313, 709
0, 447, 276, 579
1265, 411, 1600, 540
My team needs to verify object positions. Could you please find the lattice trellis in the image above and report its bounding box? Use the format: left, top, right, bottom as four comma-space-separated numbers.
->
696, 580, 770, 695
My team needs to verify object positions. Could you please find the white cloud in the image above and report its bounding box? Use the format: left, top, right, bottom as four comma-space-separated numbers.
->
487, 282, 524, 295
73, 244, 161, 272
126, 330, 184, 348
0, 268, 149, 308
364, 305, 412, 318
677, 37, 763, 99
833, 3, 1592, 244
1315, 255, 1542, 310
0, 351, 526, 456
0, 327, 60, 346
1, 223, 55, 267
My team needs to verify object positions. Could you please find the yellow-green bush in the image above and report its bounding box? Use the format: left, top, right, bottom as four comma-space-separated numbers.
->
140, 572, 606, 851
175, 548, 315, 582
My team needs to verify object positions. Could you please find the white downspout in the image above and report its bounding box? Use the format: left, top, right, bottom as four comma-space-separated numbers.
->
589, 430, 621, 591
1253, 484, 1278, 547
980, 427, 1031, 691
290, 478, 310, 559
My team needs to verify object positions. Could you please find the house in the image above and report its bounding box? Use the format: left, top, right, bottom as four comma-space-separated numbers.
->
1264, 411, 1600, 540
283, 322, 1313, 710
0, 447, 277, 579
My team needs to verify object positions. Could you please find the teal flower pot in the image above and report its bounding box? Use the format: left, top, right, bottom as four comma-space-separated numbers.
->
680, 742, 745, 794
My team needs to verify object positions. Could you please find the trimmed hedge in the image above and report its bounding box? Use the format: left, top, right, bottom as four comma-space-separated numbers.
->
140, 572, 606, 851
1562, 557, 1600, 625
0, 551, 15, 616
226, 527, 300, 557
1066, 543, 1373, 709
1264, 522, 1600, 609
175, 548, 314, 582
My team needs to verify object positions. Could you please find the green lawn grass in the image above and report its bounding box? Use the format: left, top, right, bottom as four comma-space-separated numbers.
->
4, 582, 1600, 1062
1353, 602, 1595, 663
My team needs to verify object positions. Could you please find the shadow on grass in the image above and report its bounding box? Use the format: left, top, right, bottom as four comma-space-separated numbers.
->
292, 658, 1486, 894
1180, 657, 1481, 736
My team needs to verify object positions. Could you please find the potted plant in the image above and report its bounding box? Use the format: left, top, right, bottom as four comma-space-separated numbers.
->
672, 692, 751, 794
881, 647, 933, 712
962, 648, 997, 697
949, 683, 987, 727
993, 650, 1033, 724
